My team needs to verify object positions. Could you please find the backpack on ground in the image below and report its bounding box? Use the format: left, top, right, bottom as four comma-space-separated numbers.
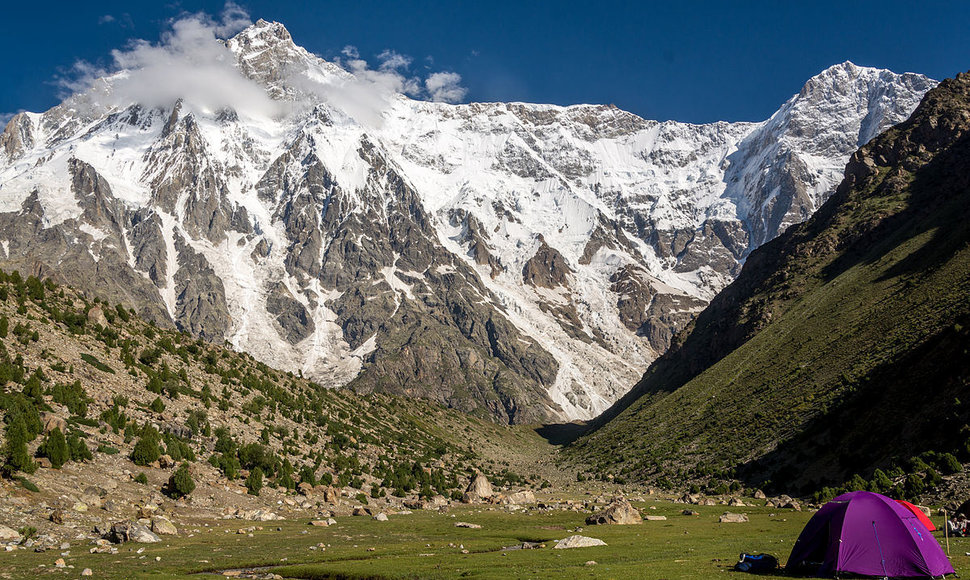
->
734, 552, 779, 573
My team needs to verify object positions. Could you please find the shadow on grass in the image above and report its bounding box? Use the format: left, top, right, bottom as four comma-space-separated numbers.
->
534, 421, 588, 446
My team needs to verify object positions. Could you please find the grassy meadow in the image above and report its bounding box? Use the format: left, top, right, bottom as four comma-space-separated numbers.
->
3, 499, 969, 579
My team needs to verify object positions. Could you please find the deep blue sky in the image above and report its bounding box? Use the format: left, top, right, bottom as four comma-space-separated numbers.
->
2, 1, 968, 123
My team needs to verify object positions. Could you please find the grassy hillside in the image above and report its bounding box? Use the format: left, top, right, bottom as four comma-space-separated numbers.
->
0, 267, 559, 513
568, 73, 970, 498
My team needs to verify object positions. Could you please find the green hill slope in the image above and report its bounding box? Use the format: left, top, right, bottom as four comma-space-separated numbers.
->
568, 73, 970, 497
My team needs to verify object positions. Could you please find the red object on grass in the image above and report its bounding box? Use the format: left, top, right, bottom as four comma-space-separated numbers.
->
896, 499, 937, 531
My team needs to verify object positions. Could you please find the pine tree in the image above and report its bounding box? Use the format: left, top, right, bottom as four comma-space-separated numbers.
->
167, 463, 195, 498
38, 428, 68, 469
3, 415, 36, 474
246, 467, 264, 496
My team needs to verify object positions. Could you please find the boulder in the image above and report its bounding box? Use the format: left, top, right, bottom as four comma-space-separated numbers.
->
86, 305, 107, 326
352, 507, 372, 517
49, 510, 64, 524
461, 491, 481, 504
718, 512, 749, 523
151, 518, 177, 536
728, 497, 747, 507
753, 489, 767, 500
373, 513, 388, 522
158, 455, 176, 469
644, 515, 667, 521
0, 525, 21, 542
309, 520, 329, 527
681, 509, 700, 516
40, 413, 68, 434
297, 483, 313, 497
454, 522, 482, 529
465, 473, 493, 499
554, 535, 607, 549
106, 521, 161, 544
585, 499, 642, 525
505, 490, 536, 505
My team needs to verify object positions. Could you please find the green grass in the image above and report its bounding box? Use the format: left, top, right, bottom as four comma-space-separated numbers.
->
3, 501, 969, 579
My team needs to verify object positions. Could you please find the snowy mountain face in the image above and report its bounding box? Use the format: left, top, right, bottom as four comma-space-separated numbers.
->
0, 20, 936, 423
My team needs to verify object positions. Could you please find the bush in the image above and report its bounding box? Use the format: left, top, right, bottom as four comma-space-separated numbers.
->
134, 472, 149, 485
68, 433, 93, 462
38, 428, 69, 469
3, 416, 37, 474
246, 467, 264, 496
80, 353, 114, 374
131, 430, 161, 466
149, 397, 165, 413
51, 381, 90, 417
97, 445, 120, 455
167, 463, 195, 499
17, 477, 39, 493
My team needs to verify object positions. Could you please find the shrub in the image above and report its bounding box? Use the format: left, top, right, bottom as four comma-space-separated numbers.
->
134, 472, 148, 485
68, 434, 93, 462
3, 416, 37, 474
97, 445, 120, 455
17, 477, 39, 493
167, 463, 195, 498
246, 467, 264, 496
131, 429, 161, 466
51, 381, 90, 417
80, 353, 114, 374
38, 428, 69, 469
149, 397, 165, 413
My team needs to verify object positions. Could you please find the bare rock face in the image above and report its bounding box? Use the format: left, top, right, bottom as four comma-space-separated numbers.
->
466, 474, 493, 499
522, 237, 572, 289
265, 283, 315, 344
585, 499, 643, 525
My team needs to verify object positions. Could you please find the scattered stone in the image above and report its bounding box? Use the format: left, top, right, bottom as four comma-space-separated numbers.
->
682, 509, 700, 516
297, 483, 313, 497
151, 518, 178, 536
73, 502, 88, 513
644, 515, 667, 521
586, 499, 642, 525
106, 521, 161, 544
585, 561, 597, 566
309, 520, 329, 527
373, 513, 388, 522
753, 489, 767, 500
718, 512, 749, 523
454, 522, 482, 529
49, 509, 64, 525
0, 525, 21, 542
81, 569, 93, 576
554, 535, 607, 549
503, 490, 536, 505
728, 498, 747, 507
54, 558, 66, 568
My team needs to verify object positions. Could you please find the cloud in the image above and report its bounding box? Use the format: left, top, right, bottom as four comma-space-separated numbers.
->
61, 3, 280, 120
425, 72, 467, 103
376, 50, 411, 72
98, 15, 116, 25
58, 3, 468, 128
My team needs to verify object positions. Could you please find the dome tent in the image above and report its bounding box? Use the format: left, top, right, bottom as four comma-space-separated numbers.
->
787, 491, 953, 578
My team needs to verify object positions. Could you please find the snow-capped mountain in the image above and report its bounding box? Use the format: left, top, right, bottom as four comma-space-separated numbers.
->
0, 20, 935, 423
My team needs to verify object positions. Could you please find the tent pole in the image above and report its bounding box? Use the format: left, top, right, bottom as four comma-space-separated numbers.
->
944, 508, 949, 556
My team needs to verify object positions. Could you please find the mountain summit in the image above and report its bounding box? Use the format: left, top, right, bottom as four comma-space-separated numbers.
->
0, 21, 936, 422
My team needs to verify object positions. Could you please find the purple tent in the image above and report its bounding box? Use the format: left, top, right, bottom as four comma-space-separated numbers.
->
787, 491, 954, 578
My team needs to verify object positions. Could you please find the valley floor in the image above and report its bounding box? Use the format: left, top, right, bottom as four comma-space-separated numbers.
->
3, 497, 969, 579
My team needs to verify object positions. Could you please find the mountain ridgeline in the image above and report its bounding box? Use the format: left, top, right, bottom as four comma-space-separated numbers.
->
0, 19, 935, 424
569, 73, 970, 495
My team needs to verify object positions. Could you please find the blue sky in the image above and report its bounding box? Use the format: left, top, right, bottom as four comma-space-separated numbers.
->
2, 1, 968, 123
